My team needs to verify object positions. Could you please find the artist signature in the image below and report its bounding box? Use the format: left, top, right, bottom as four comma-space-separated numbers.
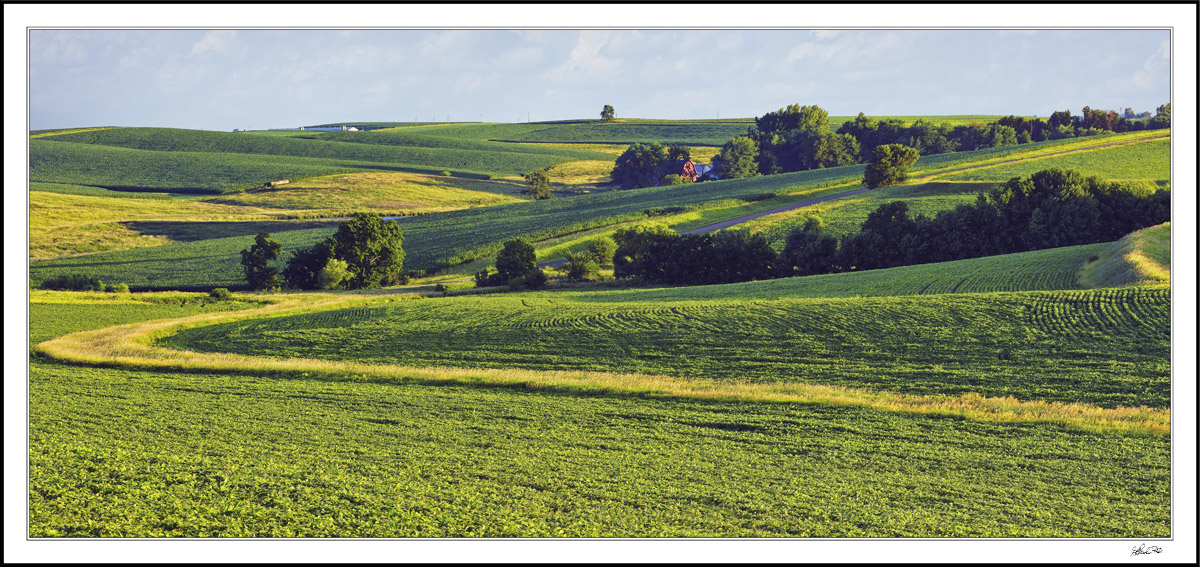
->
1131, 543, 1163, 557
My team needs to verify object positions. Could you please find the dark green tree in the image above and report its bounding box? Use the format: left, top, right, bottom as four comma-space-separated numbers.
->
667, 145, 691, 163
282, 241, 334, 290
780, 216, 840, 276
600, 105, 615, 122
712, 136, 760, 179
240, 232, 282, 290
327, 213, 405, 289
611, 142, 670, 189
495, 238, 536, 284
523, 168, 553, 199
863, 144, 920, 189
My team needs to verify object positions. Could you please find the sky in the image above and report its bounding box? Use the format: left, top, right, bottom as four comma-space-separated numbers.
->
28, 28, 1172, 131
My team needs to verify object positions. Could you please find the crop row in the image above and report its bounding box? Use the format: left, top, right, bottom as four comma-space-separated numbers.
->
166, 285, 1171, 409
30, 351, 1169, 537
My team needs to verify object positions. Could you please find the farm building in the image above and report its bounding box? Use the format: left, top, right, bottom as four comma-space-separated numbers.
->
673, 160, 718, 182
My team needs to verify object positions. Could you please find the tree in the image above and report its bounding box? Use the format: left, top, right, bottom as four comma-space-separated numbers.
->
667, 145, 691, 163
586, 236, 617, 267
1149, 103, 1170, 129
863, 144, 920, 189
240, 232, 282, 290
780, 216, 840, 276
282, 241, 334, 290
611, 142, 670, 189
600, 105, 615, 122
317, 258, 350, 290
327, 213, 405, 289
523, 168, 553, 200
563, 251, 601, 282
712, 136, 760, 179
495, 238, 536, 284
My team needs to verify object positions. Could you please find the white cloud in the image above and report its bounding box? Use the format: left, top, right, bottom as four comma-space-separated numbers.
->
31, 31, 89, 64
812, 30, 842, 40
191, 30, 235, 55
544, 30, 620, 82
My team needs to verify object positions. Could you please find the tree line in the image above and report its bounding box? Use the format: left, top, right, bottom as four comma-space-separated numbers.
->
608, 102, 1171, 189
612, 168, 1170, 285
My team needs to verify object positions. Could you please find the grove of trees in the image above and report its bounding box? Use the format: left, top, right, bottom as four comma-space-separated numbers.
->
608, 168, 1169, 287
611, 142, 696, 189
280, 213, 406, 290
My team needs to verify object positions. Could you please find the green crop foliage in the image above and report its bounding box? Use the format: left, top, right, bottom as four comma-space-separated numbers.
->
166, 275, 1170, 409
741, 182, 987, 248
30, 182, 174, 200
944, 138, 1170, 184
28, 297, 1170, 537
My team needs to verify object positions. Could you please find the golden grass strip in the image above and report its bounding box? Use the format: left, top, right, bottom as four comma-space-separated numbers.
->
34, 291, 1169, 437
29, 126, 118, 139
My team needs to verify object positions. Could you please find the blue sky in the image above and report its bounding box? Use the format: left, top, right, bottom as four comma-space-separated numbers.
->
29, 29, 1171, 131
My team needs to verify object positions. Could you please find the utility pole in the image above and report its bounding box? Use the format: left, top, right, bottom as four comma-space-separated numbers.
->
527, 111, 530, 123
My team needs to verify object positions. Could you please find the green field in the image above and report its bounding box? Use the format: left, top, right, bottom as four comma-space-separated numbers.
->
165, 280, 1169, 409
32, 131, 1139, 290
30, 128, 613, 193
28, 250, 1172, 537
741, 182, 988, 248
944, 137, 1171, 184
28, 163, 865, 289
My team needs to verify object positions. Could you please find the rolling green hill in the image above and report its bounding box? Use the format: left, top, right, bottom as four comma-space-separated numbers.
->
30, 297, 1169, 537
1078, 222, 1171, 288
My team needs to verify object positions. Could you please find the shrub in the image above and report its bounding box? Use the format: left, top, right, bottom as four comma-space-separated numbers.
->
209, 287, 234, 300
586, 236, 618, 267
661, 174, 686, 186
510, 267, 547, 291
442, 171, 452, 177
39, 274, 102, 291
564, 252, 601, 282
863, 143, 920, 189
110, 283, 131, 294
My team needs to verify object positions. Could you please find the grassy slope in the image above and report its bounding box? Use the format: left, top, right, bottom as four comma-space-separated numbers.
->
28, 293, 1169, 537
31, 172, 527, 260
30, 128, 613, 193
28, 165, 864, 289
943, 137, 1170, 184
28, 130, 1163, 288
203, 171, 523, 212
1078, 223, 1171, 288
165, 243, 1169, 409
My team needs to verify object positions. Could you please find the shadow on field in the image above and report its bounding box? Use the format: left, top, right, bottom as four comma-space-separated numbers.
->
123, 220, 341, 242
